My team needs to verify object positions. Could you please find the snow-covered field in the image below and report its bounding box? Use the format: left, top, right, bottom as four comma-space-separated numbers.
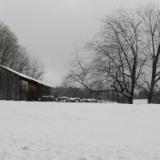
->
0, 101, 160, 159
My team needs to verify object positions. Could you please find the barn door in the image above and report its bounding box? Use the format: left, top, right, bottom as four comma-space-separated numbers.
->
21, 80, 28, 100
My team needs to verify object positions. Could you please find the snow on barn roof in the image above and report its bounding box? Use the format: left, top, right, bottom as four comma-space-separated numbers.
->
0, 65, 52, 88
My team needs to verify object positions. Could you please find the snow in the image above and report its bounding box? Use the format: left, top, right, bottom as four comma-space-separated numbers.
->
133, 99, 148, 104
0, 101, 160, 159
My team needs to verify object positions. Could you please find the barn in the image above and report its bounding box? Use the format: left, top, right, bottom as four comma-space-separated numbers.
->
0, 65, 52, 101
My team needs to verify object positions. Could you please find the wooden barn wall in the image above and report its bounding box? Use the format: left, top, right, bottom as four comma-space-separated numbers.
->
0, 67, 52, 101
19, 78, 51, 101
0, 67, 20, 100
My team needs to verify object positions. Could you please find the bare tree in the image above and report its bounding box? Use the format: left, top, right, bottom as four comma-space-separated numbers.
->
67, 9, 146, 104
0, 22, 44, 80
138, 5, 160, 103
66, 55, 93, 90
25, 57, 44, 80
0, 23, 19, 66
90, 10, 147, 103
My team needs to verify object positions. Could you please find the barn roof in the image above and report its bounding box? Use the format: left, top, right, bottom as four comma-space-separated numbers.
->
0, 65, 52, 88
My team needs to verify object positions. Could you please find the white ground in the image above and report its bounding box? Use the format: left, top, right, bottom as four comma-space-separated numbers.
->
133, 99, 148, 104
0, 101, 160, 159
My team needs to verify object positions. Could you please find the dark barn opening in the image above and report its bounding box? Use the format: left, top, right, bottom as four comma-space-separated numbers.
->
0, 65, 52, 101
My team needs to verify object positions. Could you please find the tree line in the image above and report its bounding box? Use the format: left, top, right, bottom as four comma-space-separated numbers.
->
65, 4, 160, 104
0, 22, 44, 80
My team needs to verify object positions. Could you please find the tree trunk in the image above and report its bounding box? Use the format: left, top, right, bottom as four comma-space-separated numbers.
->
148, 68, 156, 103
128, 97, 133, 104
148, 87, 154, 103
148, 58, 157, 104
129, 56, 137, 104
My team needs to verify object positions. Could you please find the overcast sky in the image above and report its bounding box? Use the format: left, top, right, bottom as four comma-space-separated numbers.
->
0, 0, 159, 86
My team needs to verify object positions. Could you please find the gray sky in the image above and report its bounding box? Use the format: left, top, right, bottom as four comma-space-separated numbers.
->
0, 0, 159, 86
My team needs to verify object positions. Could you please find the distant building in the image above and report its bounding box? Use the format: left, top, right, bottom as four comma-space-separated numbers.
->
0, 65, 52, 101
